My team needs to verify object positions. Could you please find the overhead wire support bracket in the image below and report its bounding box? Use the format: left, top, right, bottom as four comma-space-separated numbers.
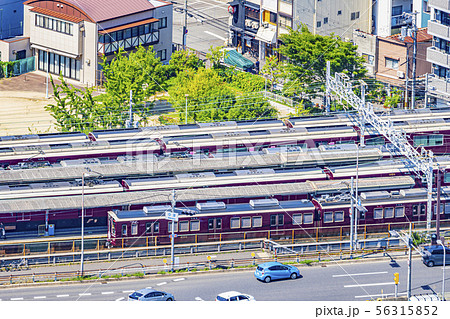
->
326, 64, 435, 230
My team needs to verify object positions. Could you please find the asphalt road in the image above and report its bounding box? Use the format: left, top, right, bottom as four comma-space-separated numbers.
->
172, 0, 229, 54
0, 257, 448, 301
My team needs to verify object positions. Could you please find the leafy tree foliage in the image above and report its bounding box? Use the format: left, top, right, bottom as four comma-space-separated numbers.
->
168, 49, 204, 75
278, 24, 366, 95
260, 55, 283, 91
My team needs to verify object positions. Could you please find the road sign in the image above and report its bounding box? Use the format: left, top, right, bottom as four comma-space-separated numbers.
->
165, 211, 179, 221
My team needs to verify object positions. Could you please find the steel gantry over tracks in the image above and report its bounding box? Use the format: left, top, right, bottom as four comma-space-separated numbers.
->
325, 61, 435, 230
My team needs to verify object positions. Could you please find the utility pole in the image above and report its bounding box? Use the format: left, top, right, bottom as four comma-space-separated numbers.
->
125, 90, 133, 128
403, 12, 418, 109
405, 45, 409, 109
350, 177, 354, 255
436, 168, 442, 238
182, 0, 188, 50
325, 61, 331, 114
170, 189, 176, 272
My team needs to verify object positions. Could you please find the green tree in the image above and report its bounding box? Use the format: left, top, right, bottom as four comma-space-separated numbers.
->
168, 49, 204, 75
260, 55, 283, 91
206, 45, 227, 70
278, 24, 366, 94
384, 88, 402, 109
100, 46, 168, 112
45, 75, 122, 133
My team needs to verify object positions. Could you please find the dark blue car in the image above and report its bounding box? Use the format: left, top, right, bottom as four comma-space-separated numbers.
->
254, 261, 300, 283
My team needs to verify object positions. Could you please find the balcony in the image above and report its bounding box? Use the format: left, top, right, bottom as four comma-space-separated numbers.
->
428, 74, 450, 97
391, 15, 411, 27
429, 0, 450, 12
97, 31, 159, 55
428, 20, 450, 40
427, 46, 450, 67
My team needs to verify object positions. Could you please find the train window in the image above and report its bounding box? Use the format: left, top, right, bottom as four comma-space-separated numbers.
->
445, 173, 450, 183
145, 223, 152, 234
241, 217, 251, 228
292, 214, 302, 225
420, 204, 426, 215
359, 210, 365, 220
324, 212, 333, 223
446, 203, 450, 214
413, 134, 443, 147
208, 218, 222, 229
270, 214, 284, 226
168, 222, 178, 232
154, 222, 160, 233
16, 212, 31, 221
366, 137, 385, 146
334, 211, 344, 222
252, 216, 262, 227
122, 224, 127, 237
373, 208, 383, 219
190, 220, 200, 231
179, 221, 189, 232
230, 217, 240, 229
384, 207, 394, 218
412, 205, 418, 216
395, 207, 405, 217
434, 204, 445, 215
303, 213, 313, 224
131, 222, 138, 235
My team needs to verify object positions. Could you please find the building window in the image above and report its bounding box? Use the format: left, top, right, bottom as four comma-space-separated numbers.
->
156, 49, 167, 61
292, 214, 302, 225
324, 17, 328, 24
35, 14, 73, 35
190, 220, 200, 231
392, 5, 403, 16
230, 217, 240, 229
373, 208, 383, 219
245, 7, 260, 20
241, 217, 251, 228
337, 10, 342, 15
159, 17, 167, 29
351, 12, 360, 20
279, 15, 292, 29
362, 53, 374, 66
317, 21, 322, 28
252, 216, 262, 227
270, 12, 277, 24
385, 57, 399, 70
37, 50, 80, 81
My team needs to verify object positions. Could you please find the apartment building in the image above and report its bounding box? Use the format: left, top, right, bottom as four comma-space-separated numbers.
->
1, 0, 173, 86
426, 0, 450, 106
0, 0, 24, 40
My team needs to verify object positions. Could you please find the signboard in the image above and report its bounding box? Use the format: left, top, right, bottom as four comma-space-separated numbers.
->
165, 211, 179, 221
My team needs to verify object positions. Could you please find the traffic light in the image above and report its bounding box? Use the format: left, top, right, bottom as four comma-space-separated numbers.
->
394, 272, 399, 285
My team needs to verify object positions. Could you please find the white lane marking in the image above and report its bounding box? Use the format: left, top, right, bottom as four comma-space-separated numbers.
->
333, 271, 388, 277
116, 297, 125, 301
78, 293, 92, 296
204, 31, 226, 41
355, 292, 407, 299
57, 294, 69, 298
195, 297, 204, 301
173, 278, 185, 282
122, 290, 134, 293
11, 298, 23, 301
345, 282, 395, 288
34, 296, 46, 299
102, 292, 114, 295
157, 282, 167, 286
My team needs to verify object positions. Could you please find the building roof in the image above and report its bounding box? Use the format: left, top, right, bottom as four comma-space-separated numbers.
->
30, 7, 84, 23
387, 27, 432, 44
99, 17, 159, 34
25, 0, 171, 23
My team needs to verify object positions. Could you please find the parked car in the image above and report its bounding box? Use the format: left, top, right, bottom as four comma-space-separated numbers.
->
128, 288, 174, 301
422, 245, 450, 267
215, 291, 255, 301
254, 261, 300, 283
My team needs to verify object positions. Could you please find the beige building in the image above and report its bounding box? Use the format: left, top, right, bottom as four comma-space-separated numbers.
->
1, 0, 173, 86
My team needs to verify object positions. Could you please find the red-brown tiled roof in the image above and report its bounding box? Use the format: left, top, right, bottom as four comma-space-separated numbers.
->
388, 27, 432, 43
30, 7, 84, 23
99, 18, 159, 34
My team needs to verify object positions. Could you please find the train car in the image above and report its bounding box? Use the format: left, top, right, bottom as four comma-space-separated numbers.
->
106, 186, 450, 247
0, 132, 88, 148
0, 176, 414, 232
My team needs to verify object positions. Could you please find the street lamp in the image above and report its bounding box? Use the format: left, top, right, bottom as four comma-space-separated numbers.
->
437, 239, 446, 301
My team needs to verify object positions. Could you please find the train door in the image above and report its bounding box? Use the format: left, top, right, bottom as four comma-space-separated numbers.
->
208, 218, 222, 233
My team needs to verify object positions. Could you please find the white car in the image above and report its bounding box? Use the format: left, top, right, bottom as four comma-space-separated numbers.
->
215, 291, 255, 301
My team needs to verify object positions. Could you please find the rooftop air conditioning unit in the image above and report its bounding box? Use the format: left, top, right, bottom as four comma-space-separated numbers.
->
397, 71, 405, 79
252, 21, 259, 29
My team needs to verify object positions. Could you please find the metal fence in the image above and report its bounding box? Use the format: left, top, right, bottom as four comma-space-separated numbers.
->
0, 56, 35, 79
260, 91, 296, 107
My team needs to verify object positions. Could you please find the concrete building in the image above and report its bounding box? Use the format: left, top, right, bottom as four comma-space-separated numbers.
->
1, 0, 173, 86
0, 0, 24, 40
426, 0, 450, 106
376, 28, 432, 86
